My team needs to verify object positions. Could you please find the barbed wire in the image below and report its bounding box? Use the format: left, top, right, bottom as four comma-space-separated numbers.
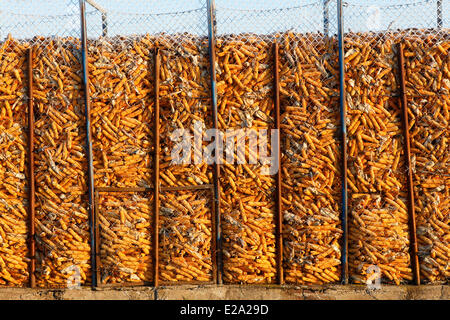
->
343, 0, 435, 9
216, 2, 320, 13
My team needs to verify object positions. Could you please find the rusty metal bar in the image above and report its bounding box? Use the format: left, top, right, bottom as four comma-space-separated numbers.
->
207, 0, 223, 284
80, 0, 97, 288
96, 187, 152, 193
27, 47, 36, 289
96, 281, 148, 288
397, 42, 420, 286
210, 188, 218, 284
159, 280, 215, 286
161, 184, 214, 192
153, 47, 161, 288
273, 42, 283, 285
337, 0, 348, 284
94, 190, 101, 287
95, 185, 212, 193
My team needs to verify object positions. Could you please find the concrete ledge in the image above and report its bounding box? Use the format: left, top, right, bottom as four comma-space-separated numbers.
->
0, 285, 448, 300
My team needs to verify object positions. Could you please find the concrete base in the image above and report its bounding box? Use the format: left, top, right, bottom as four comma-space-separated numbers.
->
0, 284, 448, 300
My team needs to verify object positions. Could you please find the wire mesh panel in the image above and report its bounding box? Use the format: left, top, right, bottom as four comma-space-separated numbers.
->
159, 188, 214, 283
402, 37, 449, 283
0, 0, 448, 289
88, 36, 156, 189
85, 0, 214, 285
158, 36, 213, 188
215, 0, 279, 284
343, 0, 449, 285
215, 0, 344, 285
277, 1, 343, 285
0, 35, 30, 287
97, 191, 154, 286
23, 1, 91, 288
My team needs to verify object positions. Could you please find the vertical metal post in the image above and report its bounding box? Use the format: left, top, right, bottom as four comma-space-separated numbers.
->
437, 0, 443, 29
323, 0, 330, 36
337, 0, 348, 285
27, 47, 36, 289
273, 42, 284, 285
206, 0, 223, 284
94, 190, 101, 285
397, 42, 420, 286
102, 13, 108, 37
80, 0, 97, 288
153, 48, 161, 288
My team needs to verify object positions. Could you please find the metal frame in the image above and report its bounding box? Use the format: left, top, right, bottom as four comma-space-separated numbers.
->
273, 42, 284, 285
27, 47, 36, 289
94, 188, 155, 288
5, 0, 446, 289
80, 0, 97, 288
158, 185, 217, 287
337, 0, 349, 285
207, 0, 223, 285
397, 42, 421, 286
153, 47, 161, 288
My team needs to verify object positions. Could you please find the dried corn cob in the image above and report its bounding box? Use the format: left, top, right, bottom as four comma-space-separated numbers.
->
345, 33, 412, 284
216, 35, 277, 284
404, 38, 449, 283
158, 37, 213, 188
0, 36, 30, 286
89, 37, 155, 188
349, 194, 412, 285
159, 190, 213, 282
32, 38, 91, 288
98, 192, 153, 285
279, 33, 342, 284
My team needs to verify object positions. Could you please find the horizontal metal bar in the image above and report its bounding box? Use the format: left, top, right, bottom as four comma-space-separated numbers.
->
96, 187, 153, 193
96, 282, 150, 288
159, 280, 215, 286
160, 184, 214, 192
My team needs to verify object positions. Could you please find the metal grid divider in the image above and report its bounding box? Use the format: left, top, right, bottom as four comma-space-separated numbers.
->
26, 47, 36, 289
397, 42, 421, 286
273, 41, 283, 285
158, 184, 217, 286
94, 187, 154, 288
153, 46, 161, 288
337, 0, 348, 285
80, 0, 97, 289
206, 0, 222, 285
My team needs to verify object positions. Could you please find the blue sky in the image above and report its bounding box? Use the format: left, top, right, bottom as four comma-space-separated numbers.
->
0, 0, 448, 40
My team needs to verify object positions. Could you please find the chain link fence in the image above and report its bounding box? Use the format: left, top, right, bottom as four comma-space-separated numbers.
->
0, 0, 448, 288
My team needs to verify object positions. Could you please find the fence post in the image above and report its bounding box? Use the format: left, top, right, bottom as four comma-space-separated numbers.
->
27, 47, 36, 289
337, 0, 348, 285
206, 0, 223, 285
437, 0, 443, 29
397, 42, 421, 286
323, 0, 330, 36
79, 0, 97, 288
